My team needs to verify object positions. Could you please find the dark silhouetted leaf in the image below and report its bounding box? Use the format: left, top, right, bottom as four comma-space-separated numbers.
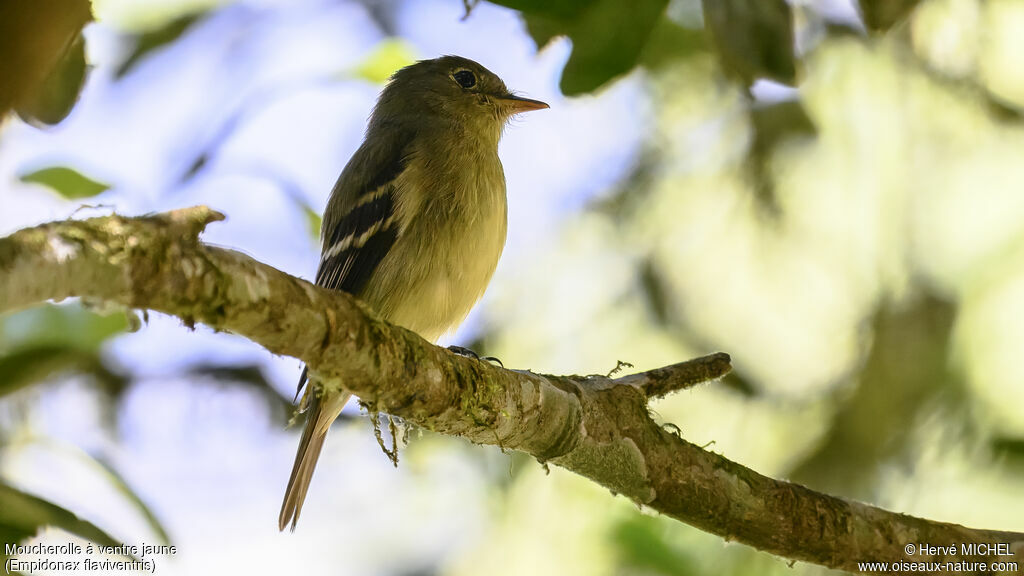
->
187, 363, 273, 388
746, 99, 817, 213
0, 345, 121, 399
180, 153, 209, 183
0, 304, 131, 397
639, 256, 671, 327
992, 437, 1024, 466
638, 16, 709, 71
719, 372, 758, 397
0, 482, 124, 551
560, 0, 669, 94
491, 0, 590, 21
749, 99, 816, 154
858, 0, 920, 33
493, 0, 669, 95
20, 166, 110, 199
702, 0, 797, 85
115, 13, 203, 79
14, 35, 89, 126
0, 0, 92, 121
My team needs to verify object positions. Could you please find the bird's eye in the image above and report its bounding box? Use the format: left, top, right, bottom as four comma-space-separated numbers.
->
453, 70, 477, 89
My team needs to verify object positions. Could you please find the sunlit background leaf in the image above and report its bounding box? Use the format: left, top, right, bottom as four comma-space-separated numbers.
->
18, 167, 111, 200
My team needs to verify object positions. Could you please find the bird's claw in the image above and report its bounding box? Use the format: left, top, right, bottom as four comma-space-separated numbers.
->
447, 345, 504, 367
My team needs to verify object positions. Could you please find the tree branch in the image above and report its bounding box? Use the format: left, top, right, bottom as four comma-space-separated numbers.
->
1, 207, 1021, 575
616, 352, 732, 399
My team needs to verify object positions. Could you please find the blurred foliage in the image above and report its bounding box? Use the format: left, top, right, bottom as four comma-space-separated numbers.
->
15, 36, 89, 127
58, 447, 171, 546
636, 17, 708, 71
0, 481, 125, 568
991, 436, 1024, 468
747, 99, 817, 214
0, 344, 124, 401
702, 0, 796, 86
860, 0, 921, 33
0, 303, 289, 552
491, 0, 671, 95
0, 305, 137, 547
115, 12, 205, 78
0, 0, 92, 125
748, 100, 815, 159
0, 304, 131, 353
3, 0, 1024, 574
19, 166, 111, 200
0, 303, 131, 419
184, 362, 297, 422
350, 39, 418, 84
789, 292, 966, 499
301, 202, 323, 242
609, 513, 697, 576
485, 0, 798, 93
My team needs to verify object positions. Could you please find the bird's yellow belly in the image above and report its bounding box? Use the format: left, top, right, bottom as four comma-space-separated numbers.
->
363, 202, 506, 343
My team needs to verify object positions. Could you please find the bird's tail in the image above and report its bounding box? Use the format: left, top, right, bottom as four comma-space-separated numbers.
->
278, 380, 350, 531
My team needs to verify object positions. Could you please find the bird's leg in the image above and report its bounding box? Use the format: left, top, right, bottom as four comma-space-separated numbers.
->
447, 345, 504, 367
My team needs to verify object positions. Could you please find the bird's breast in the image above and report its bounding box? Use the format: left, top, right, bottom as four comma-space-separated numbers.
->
362, 149, 508, 342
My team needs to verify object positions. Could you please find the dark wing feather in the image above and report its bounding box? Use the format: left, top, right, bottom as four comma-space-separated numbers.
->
316, 189, 399, 294
295, 125, 412, 399
316, 120, 413, 294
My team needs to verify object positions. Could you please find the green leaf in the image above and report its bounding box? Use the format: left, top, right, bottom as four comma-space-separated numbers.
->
0, 304, 131, 397
19, 166, 110, 200
638, 16, 709, 71
0, 345, 110, 399
489, 0, 592, 21
492, 0, 669, 95
702, 0, 797, 85
351, 39, 418, 84
0, 482, 124, 551
4, 0, 93, 126
611, 514, 696, 576
561, 0, 669, 94
115, 13, 203, 79
301, 202, 322, 242
14, 35, 89, 126
0, 303, 129, 352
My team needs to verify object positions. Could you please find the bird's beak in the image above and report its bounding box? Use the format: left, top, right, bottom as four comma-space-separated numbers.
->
497, 94, 549, 113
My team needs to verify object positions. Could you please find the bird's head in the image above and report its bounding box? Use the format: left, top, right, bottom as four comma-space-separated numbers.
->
372, 55, 548, 139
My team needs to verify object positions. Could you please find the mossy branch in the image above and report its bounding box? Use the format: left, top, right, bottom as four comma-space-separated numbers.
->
1, 206, 1021, 575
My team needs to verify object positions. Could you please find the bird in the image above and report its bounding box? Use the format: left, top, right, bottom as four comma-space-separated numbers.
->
278, 55, 548, 531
